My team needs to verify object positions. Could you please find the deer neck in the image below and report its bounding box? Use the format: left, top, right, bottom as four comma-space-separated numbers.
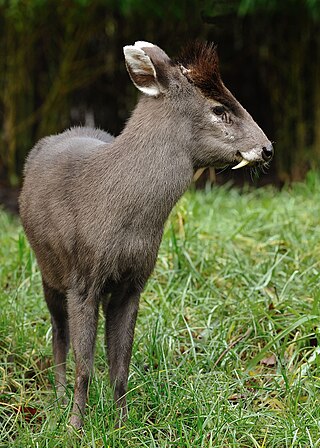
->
112, 96, 194, 224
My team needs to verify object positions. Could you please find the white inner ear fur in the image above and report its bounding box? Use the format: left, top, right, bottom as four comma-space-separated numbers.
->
134, 41, 155, 49
123, 45, 160, 97
123, 46, 156, 77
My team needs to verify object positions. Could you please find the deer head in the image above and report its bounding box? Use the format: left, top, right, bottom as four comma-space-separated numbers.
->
124, 41, 273, 171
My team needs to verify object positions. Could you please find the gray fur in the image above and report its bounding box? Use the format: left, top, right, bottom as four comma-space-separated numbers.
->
19, 42, 272, 429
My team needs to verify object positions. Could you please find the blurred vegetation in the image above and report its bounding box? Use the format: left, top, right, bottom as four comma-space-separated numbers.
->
0, 0, 319, 187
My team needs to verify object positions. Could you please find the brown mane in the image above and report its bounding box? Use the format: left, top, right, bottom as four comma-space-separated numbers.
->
177, 42, 239, 113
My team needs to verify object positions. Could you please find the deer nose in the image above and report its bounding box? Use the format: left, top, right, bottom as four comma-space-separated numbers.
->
261, 143, 274, 161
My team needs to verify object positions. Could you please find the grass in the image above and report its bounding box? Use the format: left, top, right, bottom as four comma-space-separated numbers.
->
1, 172, 320, 447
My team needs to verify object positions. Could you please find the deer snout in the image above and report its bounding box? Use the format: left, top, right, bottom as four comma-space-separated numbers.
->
261, 142, 274, 162
233, 141, 274, 170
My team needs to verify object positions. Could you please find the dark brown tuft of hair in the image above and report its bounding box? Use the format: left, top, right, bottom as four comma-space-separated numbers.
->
178, 41, 220, 76
177, 41, 239, 112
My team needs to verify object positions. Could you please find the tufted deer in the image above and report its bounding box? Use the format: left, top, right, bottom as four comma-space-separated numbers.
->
19, 41, 273, 429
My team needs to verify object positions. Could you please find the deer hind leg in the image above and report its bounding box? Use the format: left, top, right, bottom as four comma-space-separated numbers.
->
67, 286, 99, 429
43, 280, 69, 400
102, 282, 141, 426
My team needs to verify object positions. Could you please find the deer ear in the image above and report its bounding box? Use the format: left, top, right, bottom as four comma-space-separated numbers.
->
123, 44, 161, 97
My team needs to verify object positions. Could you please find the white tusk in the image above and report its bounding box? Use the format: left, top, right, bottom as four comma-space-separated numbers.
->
232, 159, 250, 170
193, 167, 206, 182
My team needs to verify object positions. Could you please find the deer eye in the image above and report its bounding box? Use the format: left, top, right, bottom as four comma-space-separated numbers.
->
212, 106, 226, 116
211, 105, 232, 124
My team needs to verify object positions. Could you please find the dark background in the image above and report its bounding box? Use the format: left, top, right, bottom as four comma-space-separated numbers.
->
1, 0, 319, 211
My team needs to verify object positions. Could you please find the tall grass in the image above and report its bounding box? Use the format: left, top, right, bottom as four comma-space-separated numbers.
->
1, 174, 320, 447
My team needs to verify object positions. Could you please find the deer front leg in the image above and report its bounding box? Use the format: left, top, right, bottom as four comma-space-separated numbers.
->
103, 283, 140, 426
67, 288, 99, 429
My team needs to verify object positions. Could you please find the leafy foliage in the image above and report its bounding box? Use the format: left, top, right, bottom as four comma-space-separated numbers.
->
238, 0, 320, 17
